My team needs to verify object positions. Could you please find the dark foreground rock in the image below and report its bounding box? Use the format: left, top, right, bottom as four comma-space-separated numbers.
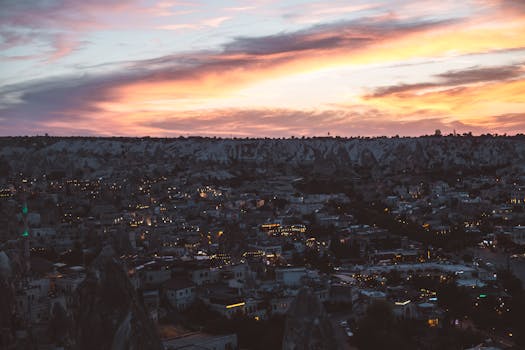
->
282, 288, 339, 350
73, 246, 163, 350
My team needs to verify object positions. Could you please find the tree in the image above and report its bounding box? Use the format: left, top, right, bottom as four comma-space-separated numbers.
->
354, 301, 412, 350
437, 282, 471, 318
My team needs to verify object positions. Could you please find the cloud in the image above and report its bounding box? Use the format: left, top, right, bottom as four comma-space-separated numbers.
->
139, 108, 505, 137
157, 16, 231, 31
476, 0, 525, 14
1, 103, 479, 137
224, 6, 256, 12
223, 17, 456, 55
282, 2, 379, 24
0, 0, 157, 61
360, 77, 525, 130
487, 113, 525, 133
437, 64, 524, 84
370, 64, 525, 97
0, 29, 33, 50
0, 1, 124, 61
1, 8, 525, 136
0, 0, 136, 30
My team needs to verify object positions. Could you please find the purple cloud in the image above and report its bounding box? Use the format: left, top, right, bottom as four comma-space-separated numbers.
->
370, 64, 524, 97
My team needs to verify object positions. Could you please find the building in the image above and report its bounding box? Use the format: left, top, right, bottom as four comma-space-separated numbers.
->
510, 187, 525, 205
270, 297, 294, 315
207, 297, 247, 319
275, 267, 306, 287
164, 278, 196, 311
190, 267, 220, 285
137, 262, 171, 287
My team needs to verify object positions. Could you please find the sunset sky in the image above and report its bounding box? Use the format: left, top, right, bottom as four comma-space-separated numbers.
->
1, 0, 524, 137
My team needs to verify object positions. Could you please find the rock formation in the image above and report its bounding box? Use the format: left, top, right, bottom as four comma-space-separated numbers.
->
73, 246, 163, 350
282, 288, 339, 350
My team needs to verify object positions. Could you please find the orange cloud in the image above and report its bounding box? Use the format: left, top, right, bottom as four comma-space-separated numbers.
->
362, 78, 525, 129
102, 15, 525, 118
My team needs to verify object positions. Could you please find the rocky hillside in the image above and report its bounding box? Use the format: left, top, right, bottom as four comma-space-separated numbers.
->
1, 136, 524, 179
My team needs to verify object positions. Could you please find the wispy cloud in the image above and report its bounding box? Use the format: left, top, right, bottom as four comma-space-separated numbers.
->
157, 15, 231, 30
0, 0, 139, 61
369, 64, 525, 97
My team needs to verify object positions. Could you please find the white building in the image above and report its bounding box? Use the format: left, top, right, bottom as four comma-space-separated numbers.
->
275, 267, 306, 287
164, 279, 196, 310
138, 265, 171, 287
190, 267, 220, 285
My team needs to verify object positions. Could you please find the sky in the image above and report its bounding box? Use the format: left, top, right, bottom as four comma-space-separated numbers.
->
0, 0, 524, 137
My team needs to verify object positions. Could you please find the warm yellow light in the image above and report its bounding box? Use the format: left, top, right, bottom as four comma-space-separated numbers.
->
225, 302, 245, 309
428, 318, 439, 327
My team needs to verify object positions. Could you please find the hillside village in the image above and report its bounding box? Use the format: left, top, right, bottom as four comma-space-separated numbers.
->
1, 135, 525, 350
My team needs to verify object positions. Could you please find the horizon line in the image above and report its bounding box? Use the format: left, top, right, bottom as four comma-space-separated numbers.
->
1, 132, 525, 140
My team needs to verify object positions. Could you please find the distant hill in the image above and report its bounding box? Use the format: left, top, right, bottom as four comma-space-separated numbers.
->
0, 136, 524, 180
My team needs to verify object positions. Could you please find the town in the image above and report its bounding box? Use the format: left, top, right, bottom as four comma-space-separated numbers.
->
1, 135, 525, 350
